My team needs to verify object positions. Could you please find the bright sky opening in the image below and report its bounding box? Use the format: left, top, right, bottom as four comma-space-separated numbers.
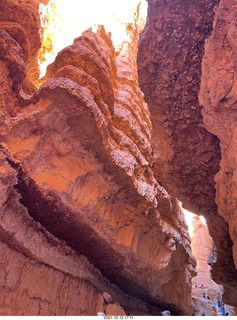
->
39, 0, 148, 77
181, 203, 207, 231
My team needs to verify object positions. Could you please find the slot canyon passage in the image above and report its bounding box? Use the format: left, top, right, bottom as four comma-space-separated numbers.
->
0, 0, 237, 316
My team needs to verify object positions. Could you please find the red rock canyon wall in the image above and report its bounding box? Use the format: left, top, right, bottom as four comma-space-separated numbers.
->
199, 0, 237, 306
190, 216, 237, 316
190, 216, 218, 290
0, 0, 195, 315
138, 0, 237, 307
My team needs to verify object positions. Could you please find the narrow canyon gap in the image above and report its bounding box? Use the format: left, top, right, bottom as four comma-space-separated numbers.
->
0, 0, 236, 316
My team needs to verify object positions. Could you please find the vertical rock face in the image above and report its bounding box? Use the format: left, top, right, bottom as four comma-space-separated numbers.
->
190, 216, 237, 316
0, 0, 43, 87
137, 0, 237, 307
190, 216, 219, 290
0, 0, 195, 315
137, 0, 221, 211
199, 0, 237, 306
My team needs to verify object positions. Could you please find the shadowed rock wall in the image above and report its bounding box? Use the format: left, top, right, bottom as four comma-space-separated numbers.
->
199, 0, 237, 306
138, 0, 237, 307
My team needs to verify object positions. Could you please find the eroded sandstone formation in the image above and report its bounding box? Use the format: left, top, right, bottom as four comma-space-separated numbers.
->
190, 216, 237, 316
138, 0, 237, 307
0, 0, 196, 315
190, 216, 219, 290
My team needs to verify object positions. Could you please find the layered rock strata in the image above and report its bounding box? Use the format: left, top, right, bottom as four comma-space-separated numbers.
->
138, 0, 237, 307
0, 0, 45, 87
0, 153, 158, 316
0, 0, 195, 315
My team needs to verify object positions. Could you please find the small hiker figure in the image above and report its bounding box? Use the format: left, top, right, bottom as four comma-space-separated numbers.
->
195, 284, 198, 289
218, 299, 222, 311
161, 310, 171, 316
203, 292, 206, 298
201, 312, 205, 316
201, 284, 204, 290
221, 303, 226, 316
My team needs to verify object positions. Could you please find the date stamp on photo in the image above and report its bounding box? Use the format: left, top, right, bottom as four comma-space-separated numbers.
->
104, 316, 133, 319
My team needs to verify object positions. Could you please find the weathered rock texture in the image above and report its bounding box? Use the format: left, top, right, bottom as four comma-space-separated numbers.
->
138, 0, 237, 308
0, 153, 146, 316
190, 216, 237, 316
0, 0, 47, 87
190, 216, 219, 290
199, 0, 237, 307
0, 0, 195, 315
192, 296, 217, 316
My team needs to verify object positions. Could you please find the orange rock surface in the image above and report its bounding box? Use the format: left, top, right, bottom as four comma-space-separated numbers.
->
190, 216, 219, 290
0, 0, 44, 87
0, 0, 195, 316
190, 216, 237, 316
138, 0, 237, 307
0, 154, 160, 316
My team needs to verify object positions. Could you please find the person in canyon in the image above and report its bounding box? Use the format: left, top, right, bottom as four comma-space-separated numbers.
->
161, 310, 171, 316
217, 298, 221, 311
221, 303, 226, 316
